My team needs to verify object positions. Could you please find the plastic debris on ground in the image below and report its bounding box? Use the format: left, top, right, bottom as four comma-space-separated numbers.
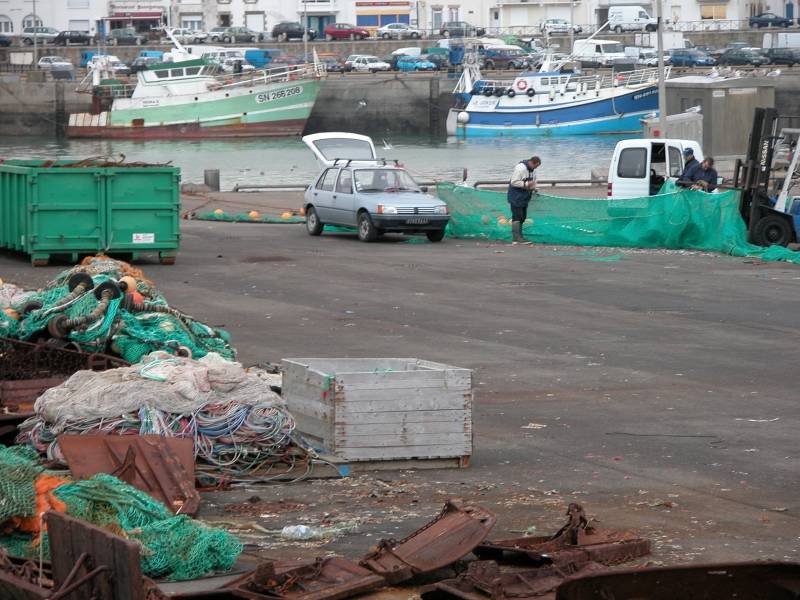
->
16, 351, 310, 484
438, 182, 800, 265
0, 256, 235, 364
0, 444, 242, 581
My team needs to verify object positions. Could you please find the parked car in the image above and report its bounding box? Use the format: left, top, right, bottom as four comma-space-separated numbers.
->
376, 23, 421, 39
440, 21, 485, 38
397, 56, 436, 71
88, 54, 131, 76
208, 27, 228, 43
302, 133, 450, 243
344, 54, 371, 70
221, 26, 259, 43
129, 56, 161, 73
668, 48, 716, 66
749, 12, 792, 28
420, 52, 448, 69
105, 27, 147, 46
608, 5, 657, 32
37, 56, 72, 69
763, 47, 800, 65
168, 28, 208, 44
272, 21, 316, 41
483, 46, 529, 69
718, 48, 769, 65
318, 54, 346, 72
324, 23, 370, 41
539, 19, 581, 35
53, 30, 93, 46
350, 55, 391, 72
0, 33, 12, 47
21, 26, 59, 45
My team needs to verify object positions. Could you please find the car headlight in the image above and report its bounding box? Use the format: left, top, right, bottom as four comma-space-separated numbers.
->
377, 205, 398, 214
434, 205, 448, 215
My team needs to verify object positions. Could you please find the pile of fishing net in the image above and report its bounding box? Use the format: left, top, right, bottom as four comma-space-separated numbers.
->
438, 182, 800, 265
0, 445, 242, 580
17, 351, 305, 482
0, 256, 235, 363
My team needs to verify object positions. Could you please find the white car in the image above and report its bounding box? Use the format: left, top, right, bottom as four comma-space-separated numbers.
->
88, 54, 131, 76
376, 23, 421, 39
350, 55, 391, 72
37, 56, 72, 69
539, 19, 581, 35
168, 28, 208, 44
220, 57, 255, 73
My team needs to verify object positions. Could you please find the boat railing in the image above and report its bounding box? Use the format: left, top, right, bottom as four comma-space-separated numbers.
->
217, 62, 326, 90
476, 66, 668, 93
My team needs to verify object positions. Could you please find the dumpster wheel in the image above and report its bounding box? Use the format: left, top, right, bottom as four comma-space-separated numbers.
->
159, 255, 176, 265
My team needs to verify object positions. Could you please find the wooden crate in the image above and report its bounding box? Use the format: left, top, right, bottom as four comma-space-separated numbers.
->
282, 358, 473, 465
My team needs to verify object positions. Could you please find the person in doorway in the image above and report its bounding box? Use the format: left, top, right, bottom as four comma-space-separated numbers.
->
690, 156, 719, 192
677, 147, 701, 187
507, 156, 541, 245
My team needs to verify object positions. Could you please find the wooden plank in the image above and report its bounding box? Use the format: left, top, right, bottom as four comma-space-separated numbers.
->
334, 420, 471, 437
339, 444, 472, 461
338, 371, 446, 388
337, 392, 471, 414
335, 409, 470, 425
337, 432, 471, 448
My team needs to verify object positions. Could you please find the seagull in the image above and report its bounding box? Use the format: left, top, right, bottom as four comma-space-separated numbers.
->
382, 139, 393, 150
767, 69, 781, 77
357, 100, 367, 108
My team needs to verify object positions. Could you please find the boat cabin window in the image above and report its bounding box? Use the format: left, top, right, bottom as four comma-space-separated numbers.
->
155, 70, 169, 79
170, 68, 184, 77
186, 66, 201, 75
617, 148, 647, 179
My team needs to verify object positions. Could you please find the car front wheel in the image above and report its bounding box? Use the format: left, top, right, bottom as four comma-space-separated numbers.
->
426, 229, 446, 242
357, 212, 378, 242
306, 206, 324, 236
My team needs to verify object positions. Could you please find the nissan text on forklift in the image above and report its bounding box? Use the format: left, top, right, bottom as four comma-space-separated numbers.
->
735, 107, 800, 247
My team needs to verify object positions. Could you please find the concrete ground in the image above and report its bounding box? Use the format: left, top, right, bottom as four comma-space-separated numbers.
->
2, 198, 799, 578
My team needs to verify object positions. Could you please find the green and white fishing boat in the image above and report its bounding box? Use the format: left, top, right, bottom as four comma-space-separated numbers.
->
68, 39, 325, 139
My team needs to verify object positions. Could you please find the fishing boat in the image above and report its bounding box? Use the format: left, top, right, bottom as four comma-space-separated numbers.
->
447, 63, 667, 137
68, 36, 325, 139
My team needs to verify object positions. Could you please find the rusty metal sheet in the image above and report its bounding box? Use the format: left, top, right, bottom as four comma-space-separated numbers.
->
228, 557, 385, 600
420, 560, 607, 600
555, 561, 800, 600
0, 549, 52, 600
360, 500, 497, 584
58, 434, 200, 515
475, 503, 649, 568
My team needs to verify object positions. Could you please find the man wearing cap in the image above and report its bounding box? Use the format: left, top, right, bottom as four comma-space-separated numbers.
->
690, 157, 719, 192
678, 147, 701, 187
507, 156, 541, 245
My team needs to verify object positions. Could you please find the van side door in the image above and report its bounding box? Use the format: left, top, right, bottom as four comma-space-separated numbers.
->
667, 144, 684, 180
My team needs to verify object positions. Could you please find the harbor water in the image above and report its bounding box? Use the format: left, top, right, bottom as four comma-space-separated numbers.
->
0, 135, 624, 191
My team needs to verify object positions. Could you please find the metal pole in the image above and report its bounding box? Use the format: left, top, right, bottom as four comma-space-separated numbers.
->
303, 0, 308, 62
32, 0, 38, 67
655, 0, 667, 130
570, 0, 574, 51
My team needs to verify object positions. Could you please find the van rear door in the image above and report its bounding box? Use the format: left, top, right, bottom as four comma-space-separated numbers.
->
610, 142, 650, 199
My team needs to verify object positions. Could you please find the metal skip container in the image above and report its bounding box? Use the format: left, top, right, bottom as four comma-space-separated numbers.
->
0, 159, 180, 266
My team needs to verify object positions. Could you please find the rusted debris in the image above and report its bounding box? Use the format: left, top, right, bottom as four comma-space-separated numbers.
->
58, 434, 200, 515
360, 500, 497, 584
0, 336, 127, 412
420, 560, 607, 600
475, 503, 650, 568
229, 557, 385, 600
555, 561, 800, 600
0, 548, 52, 599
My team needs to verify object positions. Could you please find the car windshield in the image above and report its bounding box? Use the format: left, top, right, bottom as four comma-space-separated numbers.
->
354, 169, 420, 193
313, 138, 374, 160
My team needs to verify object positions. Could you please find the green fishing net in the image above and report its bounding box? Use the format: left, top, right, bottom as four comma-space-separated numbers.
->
438, 182, 800, 264
195, 211, 305, 224
0, 445, 42, 523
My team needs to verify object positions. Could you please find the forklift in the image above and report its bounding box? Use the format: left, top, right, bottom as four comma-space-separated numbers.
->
733, 107, 800, 247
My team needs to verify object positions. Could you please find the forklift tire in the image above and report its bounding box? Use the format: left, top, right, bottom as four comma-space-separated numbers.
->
752, 215, 793, 247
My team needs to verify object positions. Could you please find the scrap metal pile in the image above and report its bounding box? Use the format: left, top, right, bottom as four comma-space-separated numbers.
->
0, 256, 235, 364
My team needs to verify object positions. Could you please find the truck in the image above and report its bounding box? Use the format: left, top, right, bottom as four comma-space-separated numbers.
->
608, 138, 703, 199
572, 39, 628, 66
634, 31, 693, 50
761, 31, 800, 49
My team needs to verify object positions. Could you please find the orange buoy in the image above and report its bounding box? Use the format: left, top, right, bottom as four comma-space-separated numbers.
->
3, 307, 20, 321
281, 211, 294, 219
248, 210, 260, 219
213, 208, 224, 216
299, 207, 306, 216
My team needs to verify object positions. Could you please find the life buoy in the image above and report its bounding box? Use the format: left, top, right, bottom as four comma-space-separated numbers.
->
526, 88, 535, 97
515, 79, 528, 91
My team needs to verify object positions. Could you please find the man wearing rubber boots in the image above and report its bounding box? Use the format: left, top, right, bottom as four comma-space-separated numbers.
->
507, 156, 541, 245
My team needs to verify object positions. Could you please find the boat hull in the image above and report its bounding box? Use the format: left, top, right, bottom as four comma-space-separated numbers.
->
67, 118, 309, 139
452, 84, 659, 137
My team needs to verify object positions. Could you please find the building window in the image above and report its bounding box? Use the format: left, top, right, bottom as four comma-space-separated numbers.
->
447, 6, 459, 21
700, 4, 726, 19
181, 14, 203, 29
0, 15, 12, 33
432, 7, 443, 28
357, 14, 379, 26
67, 0, 90, 7
23, 14, 42, 29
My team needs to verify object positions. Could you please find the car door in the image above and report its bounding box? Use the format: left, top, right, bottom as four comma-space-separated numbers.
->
667, 144, 683, 180
333, 168, 357, 225
311, 168, 338, 221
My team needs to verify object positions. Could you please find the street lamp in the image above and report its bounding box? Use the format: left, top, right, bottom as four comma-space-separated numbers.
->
303, 0, 308, 62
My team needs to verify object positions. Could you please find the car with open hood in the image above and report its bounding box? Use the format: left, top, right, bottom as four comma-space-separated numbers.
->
302, 133, 450, 242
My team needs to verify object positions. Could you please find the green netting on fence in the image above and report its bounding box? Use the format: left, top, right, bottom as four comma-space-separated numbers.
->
438, 182, 800, 264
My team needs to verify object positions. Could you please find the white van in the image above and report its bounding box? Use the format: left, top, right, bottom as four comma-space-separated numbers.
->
608, 6, 657, 33
608, 138, 703, 199
572, 39, 627, 66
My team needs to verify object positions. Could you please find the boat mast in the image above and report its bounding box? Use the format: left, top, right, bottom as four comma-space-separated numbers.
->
655, 0, 667, 129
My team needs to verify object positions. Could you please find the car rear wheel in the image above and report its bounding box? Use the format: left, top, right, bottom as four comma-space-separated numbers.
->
411, 32, 419, 38
326, 34, 333, 41
382, 33, 390, 39
306, 206, 324, 236
358, 212, 378, 242
426, 229, 446, 242
223, 36, 231, 43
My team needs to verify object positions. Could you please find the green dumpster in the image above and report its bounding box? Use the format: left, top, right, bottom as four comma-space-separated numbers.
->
0, 159, 180, 266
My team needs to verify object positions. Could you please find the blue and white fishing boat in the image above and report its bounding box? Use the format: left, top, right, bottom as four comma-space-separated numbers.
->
447, 56, 669, 137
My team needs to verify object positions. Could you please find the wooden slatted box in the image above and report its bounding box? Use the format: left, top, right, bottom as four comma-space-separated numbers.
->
282, 358, 473, 466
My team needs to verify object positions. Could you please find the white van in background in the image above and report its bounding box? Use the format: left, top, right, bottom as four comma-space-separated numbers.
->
608, 6, 657, 33
572, 39, 628, 66
608, 139, 703, 199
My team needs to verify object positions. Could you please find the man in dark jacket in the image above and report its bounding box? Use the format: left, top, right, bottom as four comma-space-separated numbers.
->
678, 147, 701, 186
507, 156, 541, 244
690, 157, 719, 192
